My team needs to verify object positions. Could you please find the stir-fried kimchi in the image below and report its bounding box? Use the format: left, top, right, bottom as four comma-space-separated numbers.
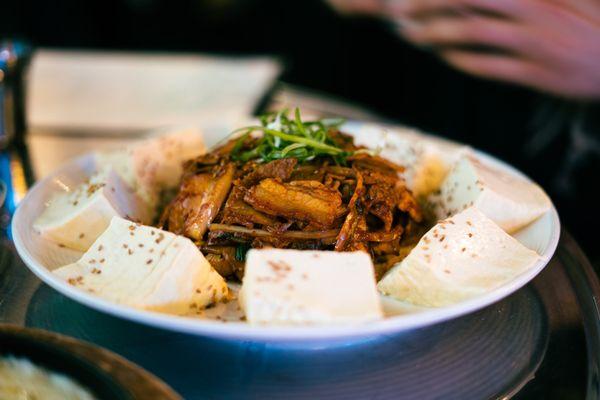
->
159, 110, 425, 280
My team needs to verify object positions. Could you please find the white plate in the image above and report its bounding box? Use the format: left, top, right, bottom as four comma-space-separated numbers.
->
12, 124, 560, 342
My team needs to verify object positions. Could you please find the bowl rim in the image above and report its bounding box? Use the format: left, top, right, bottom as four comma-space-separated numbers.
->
0, 325, 130, 399
0, 323, 180, 399
11, 131, 561, 342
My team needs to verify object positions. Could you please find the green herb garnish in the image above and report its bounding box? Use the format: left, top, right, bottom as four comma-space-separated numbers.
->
231, 108, 349, 164
235, 243, 251, 262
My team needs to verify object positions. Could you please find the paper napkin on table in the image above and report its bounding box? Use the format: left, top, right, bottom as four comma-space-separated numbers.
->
27, 50, 281, 135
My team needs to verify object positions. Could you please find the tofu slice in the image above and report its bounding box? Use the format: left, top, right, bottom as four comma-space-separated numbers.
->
147, 128, 207, 189
95, 127, 205, 210
348, 123, 469, 197
429, 156, 551, 233
240, 249, 383, 325
34, 169, 152, 251
377, 207, 540, 307
53, 217, 228, 314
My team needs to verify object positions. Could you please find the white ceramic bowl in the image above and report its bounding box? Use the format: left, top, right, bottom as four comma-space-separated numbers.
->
12, 124, 560, 342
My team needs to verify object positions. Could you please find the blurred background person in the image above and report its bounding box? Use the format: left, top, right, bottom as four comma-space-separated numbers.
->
1, 0, 599, 263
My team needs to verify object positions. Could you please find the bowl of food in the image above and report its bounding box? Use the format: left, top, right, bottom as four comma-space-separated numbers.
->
12, 110, 559, 341
0, 324, 180, 399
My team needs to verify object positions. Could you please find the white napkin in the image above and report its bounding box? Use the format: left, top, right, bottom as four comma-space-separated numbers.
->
27, 50, 281, 134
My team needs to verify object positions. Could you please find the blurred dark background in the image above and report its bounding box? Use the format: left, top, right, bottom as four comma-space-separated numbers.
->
1, 0, 598, 263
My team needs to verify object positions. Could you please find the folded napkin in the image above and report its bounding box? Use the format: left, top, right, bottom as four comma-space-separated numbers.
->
27, 50, 281, 135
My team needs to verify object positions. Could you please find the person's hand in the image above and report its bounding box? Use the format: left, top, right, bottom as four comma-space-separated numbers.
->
392, 0, 600, 99
328, 0, 600, 99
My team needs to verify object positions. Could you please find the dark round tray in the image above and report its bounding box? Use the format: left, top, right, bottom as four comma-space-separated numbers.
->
1, 231, 598, 399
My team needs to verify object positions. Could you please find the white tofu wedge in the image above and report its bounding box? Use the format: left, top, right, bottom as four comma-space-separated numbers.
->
378, 207, 540, 307
144, 127, 207, 189
95, 127, 205, 210
240, 249, 383, 325
429, 156, 551, 233
33, 169, 152, 251
53, 217, 228, 314
347, 123, 469, 197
